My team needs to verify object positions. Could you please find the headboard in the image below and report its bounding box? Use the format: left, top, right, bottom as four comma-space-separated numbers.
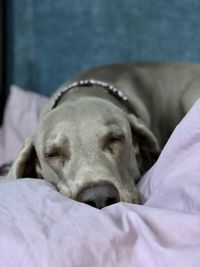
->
5, 0, 200, 97
0, 0, 4, 123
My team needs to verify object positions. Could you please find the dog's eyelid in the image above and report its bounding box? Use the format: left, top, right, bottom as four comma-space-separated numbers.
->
44, 149, 60, 158
108, 131, 125, 140
43, 145, 70, 160
109, 135, 124, 143
102, 132, 125, 153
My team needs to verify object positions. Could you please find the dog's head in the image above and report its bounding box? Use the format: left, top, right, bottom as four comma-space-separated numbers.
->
8, 96, 160, 208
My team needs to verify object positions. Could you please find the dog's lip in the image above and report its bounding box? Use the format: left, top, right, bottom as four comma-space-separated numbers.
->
56, 181, 73, 198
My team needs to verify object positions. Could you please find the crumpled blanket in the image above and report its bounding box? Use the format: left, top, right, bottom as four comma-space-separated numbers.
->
0, 85, 47, 174
0, 90, 200, 266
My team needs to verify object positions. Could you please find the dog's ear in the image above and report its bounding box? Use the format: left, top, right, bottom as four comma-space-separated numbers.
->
7, 138, 40, 179
128, 114, 160, 174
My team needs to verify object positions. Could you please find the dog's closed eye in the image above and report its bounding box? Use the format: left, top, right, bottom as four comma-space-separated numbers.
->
103, 133, 125, 155
44, 146, 70, 166
44, 150, 61, 158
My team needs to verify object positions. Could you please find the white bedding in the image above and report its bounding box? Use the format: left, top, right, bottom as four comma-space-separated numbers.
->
0, 85, 47, 171
0, 87, 200, 266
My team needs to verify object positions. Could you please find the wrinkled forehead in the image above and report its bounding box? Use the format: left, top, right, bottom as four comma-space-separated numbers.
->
36, 98, 130, 139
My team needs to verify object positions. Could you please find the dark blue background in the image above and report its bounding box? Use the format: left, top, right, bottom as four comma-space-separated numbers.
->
5, 0, 200, 95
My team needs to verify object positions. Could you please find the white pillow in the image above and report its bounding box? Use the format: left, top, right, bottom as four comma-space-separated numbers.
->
0, 85, 48, 167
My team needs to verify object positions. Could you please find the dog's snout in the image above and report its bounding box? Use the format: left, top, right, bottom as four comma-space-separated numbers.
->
76, 182, 120, 209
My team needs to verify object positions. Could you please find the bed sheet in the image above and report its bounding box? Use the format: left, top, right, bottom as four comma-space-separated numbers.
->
0, 91, 200, 266
0, 85, 47, 174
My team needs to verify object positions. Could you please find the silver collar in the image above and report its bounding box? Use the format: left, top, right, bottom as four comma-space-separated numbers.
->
51, 79, 137, 116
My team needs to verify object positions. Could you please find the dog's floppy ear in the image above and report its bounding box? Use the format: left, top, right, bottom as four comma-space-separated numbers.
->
128, 114, 160, 174
7, 138, 40, 179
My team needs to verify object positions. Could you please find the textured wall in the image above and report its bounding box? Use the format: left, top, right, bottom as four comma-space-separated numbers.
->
6, 0, 200, 95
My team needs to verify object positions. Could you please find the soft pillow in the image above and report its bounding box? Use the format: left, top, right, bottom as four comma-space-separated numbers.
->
0, 85, 48, 168
1, 97, 200, 266
138, 99, 200, 213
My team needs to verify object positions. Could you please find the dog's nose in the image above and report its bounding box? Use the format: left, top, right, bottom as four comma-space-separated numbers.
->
76, 183, 120, 209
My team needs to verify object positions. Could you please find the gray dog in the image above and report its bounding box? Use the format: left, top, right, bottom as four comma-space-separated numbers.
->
8, 62, 200, 208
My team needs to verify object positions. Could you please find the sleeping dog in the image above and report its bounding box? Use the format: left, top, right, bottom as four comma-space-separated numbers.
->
8, 62, 200, 208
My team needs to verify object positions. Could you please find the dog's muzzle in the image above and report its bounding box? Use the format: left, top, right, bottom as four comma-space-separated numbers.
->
76, 181, 120, 209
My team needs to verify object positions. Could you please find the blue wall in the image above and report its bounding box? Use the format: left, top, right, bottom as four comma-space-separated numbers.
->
6, 0, 200, 95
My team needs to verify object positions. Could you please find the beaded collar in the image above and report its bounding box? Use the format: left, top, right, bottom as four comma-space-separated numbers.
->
51, 79, 137, 116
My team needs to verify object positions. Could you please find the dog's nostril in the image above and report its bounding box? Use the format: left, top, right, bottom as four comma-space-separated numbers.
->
76, 182, 120, 209
85, 200, 96, 208
106, 197, 118, 206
